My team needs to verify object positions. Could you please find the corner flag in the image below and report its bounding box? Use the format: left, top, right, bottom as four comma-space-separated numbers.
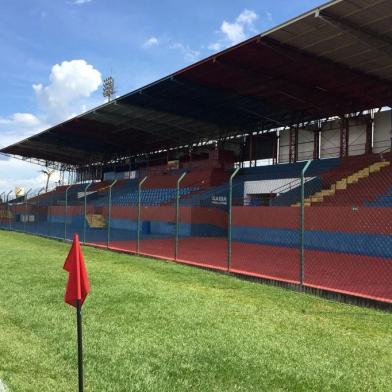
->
64, 233, 90, 307
64, 233, 90, 392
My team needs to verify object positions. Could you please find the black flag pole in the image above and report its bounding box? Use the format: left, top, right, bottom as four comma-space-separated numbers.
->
76, 299, 84, 392
64, 234, 90, 392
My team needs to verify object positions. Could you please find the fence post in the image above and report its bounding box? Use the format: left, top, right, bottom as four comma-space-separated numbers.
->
175, 172, 187, 260
24, 188, 32, 233
300, 160, 312, 286
6, 190, 12, 231
48, 190, 53, 238
107, 180, 117, 248
36, 188, 45, 235
227, 167, 240, 272
64, 184, 72, 241
137, 176, 147, 255
83, 182, 93, 244
0, 192, 4, 230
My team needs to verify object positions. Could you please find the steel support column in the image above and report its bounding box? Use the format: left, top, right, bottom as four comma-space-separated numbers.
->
137, 176, 147, 254
365, 117, 373, 155
300, 160, 312, 286
289, 126, 299, 163
175, 172, 187, 260
107, 180, 117, 248
23, 188, 32, 233
249, 134, 254, 166
227, 167, 240, 272
83, 182, 92, 244
64, 184, 73, 241
6, 190, 12, 231
313, 128, 320, 160
272, 133, 278, 165
340, 117, 349, 158
36, 188, 45, 235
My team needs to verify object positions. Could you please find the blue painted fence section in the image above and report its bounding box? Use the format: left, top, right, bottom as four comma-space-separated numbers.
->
232, 226, 392, 258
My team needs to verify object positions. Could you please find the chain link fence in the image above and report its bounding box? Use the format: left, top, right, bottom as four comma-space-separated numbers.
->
1, 153, 392, 304
178, 169, 229, 270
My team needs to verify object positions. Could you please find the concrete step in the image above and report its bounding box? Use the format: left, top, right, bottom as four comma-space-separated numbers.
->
292, 202, 311, 207
297, 160, 390, 208
310, 196, 323, 203
347, 175, 358, 184
356, 170, 369, 179
321, 189, 335, 196
335, 179, 347, 190
369, 161, 390, 173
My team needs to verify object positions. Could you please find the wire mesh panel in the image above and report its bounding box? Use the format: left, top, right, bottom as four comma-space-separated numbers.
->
65, 183, 85, 241
13, 199, 23, 232
36, 191, 50, 237
0, 199, 7, 230
177, 169, 229, 270
32, 191, 43, 235
84, 182, 109, 247
24, 192, 37, 235
109, 180, 139, 253
0, 194, 13, 231
230, 163, 305, 283
47, 190, 55, 238
303, 153, 392, 302
139, 174, 177, 259
34, 192, 43, 236
47, 187, 66, 239
8, 198, 21, 232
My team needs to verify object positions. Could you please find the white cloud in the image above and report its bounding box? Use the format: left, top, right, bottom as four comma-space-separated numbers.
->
0, 113, 46, 147
208, 9, 259, 52
10, 113, 40, 126
221, 20, 246, 43
0, 59, 102, 193
170, 43, 200, 62
236, 9, 258, 26
0, 113, 51, 194
0, 158, 61, 195
142, 37, 159, 48
69, 0, 92, 5
207, 42, 222, 51
33, 59, 102, 122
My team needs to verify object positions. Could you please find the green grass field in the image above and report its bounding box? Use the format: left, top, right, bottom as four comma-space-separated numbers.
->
0, 231, 391, 391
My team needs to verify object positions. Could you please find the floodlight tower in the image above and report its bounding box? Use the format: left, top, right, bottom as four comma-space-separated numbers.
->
103, 76, 115, 102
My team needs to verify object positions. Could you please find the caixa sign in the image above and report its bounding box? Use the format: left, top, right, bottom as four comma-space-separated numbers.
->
212, 195, 227, 205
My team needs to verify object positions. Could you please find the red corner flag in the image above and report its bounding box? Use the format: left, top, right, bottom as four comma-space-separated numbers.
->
64, 233, 90, 307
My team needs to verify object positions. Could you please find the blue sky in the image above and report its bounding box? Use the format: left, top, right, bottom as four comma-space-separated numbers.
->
0, 0, 326, 193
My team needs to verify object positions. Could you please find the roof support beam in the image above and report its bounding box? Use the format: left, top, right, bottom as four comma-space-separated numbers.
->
171, 76, 292, 129
258, 38, 392, 106
215, 58, 333, 118
316, 11, 392, 58
113, 102, 212, 138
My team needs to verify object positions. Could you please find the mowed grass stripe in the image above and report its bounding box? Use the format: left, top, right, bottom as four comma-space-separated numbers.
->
0, 230, 391, 391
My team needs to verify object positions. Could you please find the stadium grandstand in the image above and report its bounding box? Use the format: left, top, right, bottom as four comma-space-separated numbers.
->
1, 0, 392, 305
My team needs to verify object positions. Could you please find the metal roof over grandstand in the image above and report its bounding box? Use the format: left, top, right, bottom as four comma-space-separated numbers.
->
2, 0, 392, 167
